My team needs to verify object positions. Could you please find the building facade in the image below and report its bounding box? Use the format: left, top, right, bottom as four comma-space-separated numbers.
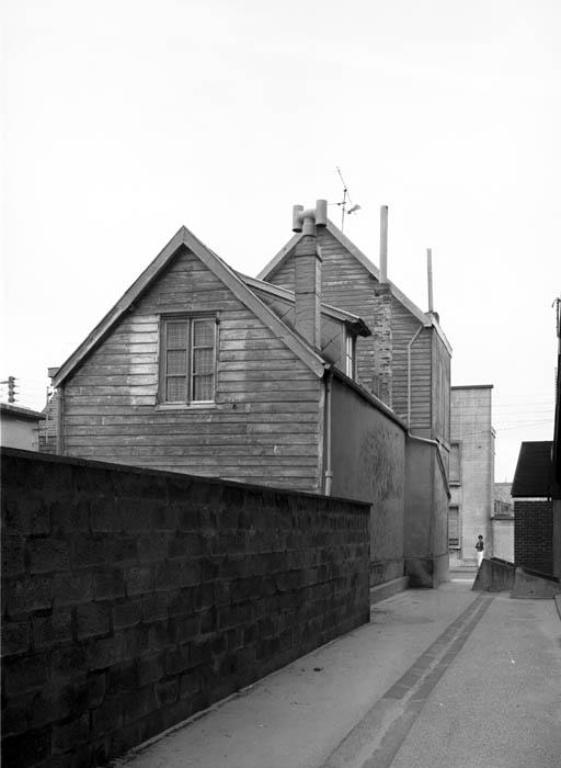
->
449, 385, 495, 566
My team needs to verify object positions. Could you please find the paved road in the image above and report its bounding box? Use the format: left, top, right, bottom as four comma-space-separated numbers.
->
117, 582, 561, 768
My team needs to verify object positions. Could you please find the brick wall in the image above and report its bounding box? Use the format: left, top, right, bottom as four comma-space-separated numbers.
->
514, 500, 553, 575
1, 448, 370, 767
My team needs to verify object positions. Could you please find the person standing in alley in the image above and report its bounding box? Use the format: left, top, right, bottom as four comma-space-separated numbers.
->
475, 534, 484, 567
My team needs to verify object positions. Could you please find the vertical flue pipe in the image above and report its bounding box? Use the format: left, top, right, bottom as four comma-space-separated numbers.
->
380, 205, 388, 283
427, 248, 434, 313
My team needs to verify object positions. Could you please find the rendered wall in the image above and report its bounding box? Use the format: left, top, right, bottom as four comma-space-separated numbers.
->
1, 448, 370, 768
329, 377, 406, 586
450, 386, 494, 564
492, 518, 514, 563
404, 438, 449, 587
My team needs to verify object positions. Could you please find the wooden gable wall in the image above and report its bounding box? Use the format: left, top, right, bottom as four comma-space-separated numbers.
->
61, 247, 324, 491
268, 229, 378, 393
266, 230, 447, 440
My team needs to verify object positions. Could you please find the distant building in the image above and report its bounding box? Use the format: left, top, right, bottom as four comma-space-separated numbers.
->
512, 441, 558, 577
449, 385, 495, 566
0, 403, 43, 451
492, 482, 514, 563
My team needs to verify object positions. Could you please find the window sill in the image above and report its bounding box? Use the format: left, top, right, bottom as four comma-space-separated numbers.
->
156, 403, 217, 411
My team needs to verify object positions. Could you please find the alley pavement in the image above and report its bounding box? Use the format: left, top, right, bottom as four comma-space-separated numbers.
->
115, 574, 561, 768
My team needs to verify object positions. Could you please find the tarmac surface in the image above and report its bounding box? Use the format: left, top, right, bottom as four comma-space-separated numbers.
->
115, 574, 561, 768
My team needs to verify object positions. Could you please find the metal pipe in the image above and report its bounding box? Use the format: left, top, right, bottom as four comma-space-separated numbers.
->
323, 369, 333, 495
427, 248, 434, 313
380, 206, 388, 283
56, 386, 65, 455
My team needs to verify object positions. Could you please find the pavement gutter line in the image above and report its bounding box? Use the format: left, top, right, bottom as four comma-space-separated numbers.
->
322, 594, 495, 768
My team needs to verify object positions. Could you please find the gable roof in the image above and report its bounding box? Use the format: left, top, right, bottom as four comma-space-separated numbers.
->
53, 226, 328, 388
258, 218, 452, 355
240, 274, 371, 337
511, 441, 553, 497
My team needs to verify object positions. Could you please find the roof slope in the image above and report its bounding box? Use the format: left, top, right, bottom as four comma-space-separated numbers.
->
511, 441, 553, 497
258, 218, 452, 355
240, 274, 371, 337
53, 226, 328, 388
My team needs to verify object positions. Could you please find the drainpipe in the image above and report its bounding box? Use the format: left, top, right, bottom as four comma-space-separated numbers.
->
323, 368, 333, 495
56, 386, 65, 455
407, 325, 424, 429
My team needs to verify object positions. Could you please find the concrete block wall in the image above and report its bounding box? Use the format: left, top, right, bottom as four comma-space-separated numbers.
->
514, 500, 553, 575
1, 448, 370, 768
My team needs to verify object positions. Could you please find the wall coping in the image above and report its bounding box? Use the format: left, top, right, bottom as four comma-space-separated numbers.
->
1, 447, 370, 511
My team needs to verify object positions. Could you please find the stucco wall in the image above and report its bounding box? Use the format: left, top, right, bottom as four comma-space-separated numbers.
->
450, 386, 494, 564
404, 438, 449, 587
1, 415, 39, 451
492, 518, 514, 562
329, 377, 406, 586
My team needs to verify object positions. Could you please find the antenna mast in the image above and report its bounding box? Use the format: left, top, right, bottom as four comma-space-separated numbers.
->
335, 167, 360, 232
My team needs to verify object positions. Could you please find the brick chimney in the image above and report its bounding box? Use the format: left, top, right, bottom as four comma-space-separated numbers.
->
292, 200, 327, 349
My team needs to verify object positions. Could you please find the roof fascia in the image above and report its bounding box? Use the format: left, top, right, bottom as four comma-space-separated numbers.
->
53, 227, 187, 387
54, 226, 326, 388
242, 274, 371, 335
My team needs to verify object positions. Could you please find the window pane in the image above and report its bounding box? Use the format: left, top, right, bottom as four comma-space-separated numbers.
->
449, 444, 460, 483
193, 347, 214, 374
193, 319, 214, 347
166, 377, 187, 402
167, 322, 188, 349
166, 350, 186, 375
193, 374, 213, 401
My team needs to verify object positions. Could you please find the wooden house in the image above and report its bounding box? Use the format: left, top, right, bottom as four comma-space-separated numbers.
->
45, 206, 450, 587
259, 217, 452, 586
48, 218, 405, 492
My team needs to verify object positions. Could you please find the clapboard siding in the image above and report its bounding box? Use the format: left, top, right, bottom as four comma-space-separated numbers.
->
269, 229, 379, 393
62, 248, 323, 491
268, 230, 446, 437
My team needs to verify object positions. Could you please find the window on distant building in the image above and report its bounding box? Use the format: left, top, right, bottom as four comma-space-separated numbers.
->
448, 506, 460, 549
449, 442, 461, 485
159, 315, 217, 405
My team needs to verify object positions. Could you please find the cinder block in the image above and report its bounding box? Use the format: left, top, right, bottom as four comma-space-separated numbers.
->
1, 619, 32, 655
113, 599, 143, 630
53, 572, 93, 607
3, 652, 49, 695
94, 569, 125, 601
76, 603, 110, 640
33, 610, 72, 649
52, 713, 90, 753
7, 575, 53, 616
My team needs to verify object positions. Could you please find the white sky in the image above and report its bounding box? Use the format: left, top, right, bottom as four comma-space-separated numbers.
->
2, 0, 560, 481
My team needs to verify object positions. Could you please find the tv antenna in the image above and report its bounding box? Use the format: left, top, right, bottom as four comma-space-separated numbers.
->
336, 167, 361, 231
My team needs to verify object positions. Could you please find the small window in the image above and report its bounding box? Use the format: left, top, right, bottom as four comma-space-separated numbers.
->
449, 442, 461, 485
448, 506, 460, 549
345, 333, 356, 379
159, 315, 217, 405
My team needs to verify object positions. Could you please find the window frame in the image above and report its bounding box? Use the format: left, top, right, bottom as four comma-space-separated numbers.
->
448, 505, 461, 550
345, 332, 356, 379
449, 441, 461, 486
158, 312, 218, 408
